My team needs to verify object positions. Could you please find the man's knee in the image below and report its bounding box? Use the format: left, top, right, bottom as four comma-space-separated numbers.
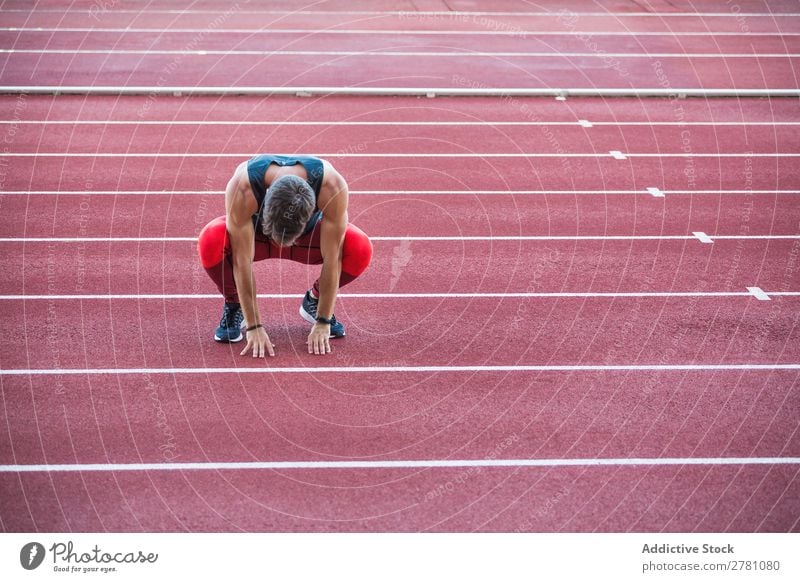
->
341, 224, 373, 276
197, 216, 229, 268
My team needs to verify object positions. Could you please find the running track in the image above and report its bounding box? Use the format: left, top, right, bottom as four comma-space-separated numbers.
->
0, 0, 799, 532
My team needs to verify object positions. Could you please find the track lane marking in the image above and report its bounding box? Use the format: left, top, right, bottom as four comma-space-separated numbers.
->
8, 120, 799, 126
5, 87, 800, 97
2, 190, 797, 196
5, 152, 799, 157
747, 287, 772, 300
6, 49, 799, 57
2, 292, 799, 300
2, 236, 797, 243
3, 9, 799, 16
5, 27, 800, 36
2, 457, 799, 473
2, 364, 799, 376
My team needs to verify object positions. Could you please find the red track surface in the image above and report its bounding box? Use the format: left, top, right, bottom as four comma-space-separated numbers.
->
0, 1, 799, 533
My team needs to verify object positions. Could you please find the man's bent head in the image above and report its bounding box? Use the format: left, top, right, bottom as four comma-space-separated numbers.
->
261, 175, 316, 246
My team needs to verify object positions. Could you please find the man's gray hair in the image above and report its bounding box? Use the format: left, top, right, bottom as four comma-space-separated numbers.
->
261, 175, 316, 246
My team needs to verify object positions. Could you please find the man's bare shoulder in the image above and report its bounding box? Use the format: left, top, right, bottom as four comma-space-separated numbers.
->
319, 160, 348, 212
226, 161, 257, 223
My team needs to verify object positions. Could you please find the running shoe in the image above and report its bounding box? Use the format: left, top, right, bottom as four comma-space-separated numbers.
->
214, 302, 244, 343
299, 290, 345, 338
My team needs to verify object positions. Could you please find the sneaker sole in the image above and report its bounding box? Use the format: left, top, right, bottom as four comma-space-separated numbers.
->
214, 332, 244, 343
299, 304, 317, 326
299, 305, 345, 338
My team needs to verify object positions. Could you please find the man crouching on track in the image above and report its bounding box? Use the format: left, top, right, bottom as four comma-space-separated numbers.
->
197, 155, 373, 357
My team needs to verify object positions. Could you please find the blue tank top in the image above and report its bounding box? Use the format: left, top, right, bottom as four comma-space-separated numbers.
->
247, 154, 324, 237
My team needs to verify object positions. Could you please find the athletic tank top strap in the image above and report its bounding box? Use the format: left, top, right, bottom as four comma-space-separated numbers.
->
247, 154, 324, 237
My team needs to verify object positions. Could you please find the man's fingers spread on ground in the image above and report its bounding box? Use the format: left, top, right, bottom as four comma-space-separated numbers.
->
267, 342, 276, 357
240, 342, 251, 356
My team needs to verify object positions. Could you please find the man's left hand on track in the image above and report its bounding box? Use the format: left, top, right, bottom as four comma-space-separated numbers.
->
308, 323, 332, 355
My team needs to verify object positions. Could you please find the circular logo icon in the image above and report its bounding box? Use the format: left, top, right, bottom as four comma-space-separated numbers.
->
20, 542, 46, 570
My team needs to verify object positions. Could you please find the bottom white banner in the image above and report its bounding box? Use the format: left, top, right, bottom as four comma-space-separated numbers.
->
1, 533, 797, 581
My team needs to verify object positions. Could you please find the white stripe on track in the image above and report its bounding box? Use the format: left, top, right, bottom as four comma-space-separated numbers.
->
3, 49, 799, 57
1, 457, 798, 473
1, 235, 797, 243
4, 152, 799, 158
2, 364, 799, 376
6, 86, 799, 97
2, 190, 797, 196
4, 27, 800, 37
6, 120, 799, 126
2, 292, 798, 300
3, 9, 798, 16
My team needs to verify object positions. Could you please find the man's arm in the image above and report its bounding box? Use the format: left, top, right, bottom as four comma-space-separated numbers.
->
307, 170, 348, 355
226, 166, 275, 357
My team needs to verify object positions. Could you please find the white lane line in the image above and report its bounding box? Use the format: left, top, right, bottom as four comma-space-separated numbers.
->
2, 235, 798, 243
1, 364, 799, 376
6, 152, 798, 158
10, 120, 799, 126
0, 120, 603, 126
3, 9, 799, 16
747, 286, 772, 301
2, 457, 798, 473
6, 86, 800, 98
5, 27, 800, 37
693, 231, 714, 243
646, 187, 666, 197
6, 49, 798, 57
3, 292, 799, 301
2, 190, 797, 196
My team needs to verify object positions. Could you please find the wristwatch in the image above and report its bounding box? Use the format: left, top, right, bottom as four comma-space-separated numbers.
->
316, 316, 332, 325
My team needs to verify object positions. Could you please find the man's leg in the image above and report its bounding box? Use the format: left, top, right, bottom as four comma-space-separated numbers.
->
198, 216, 276, 342
198, 216, 246, 342
290, 222, 373, 336
198, 216, 239, 303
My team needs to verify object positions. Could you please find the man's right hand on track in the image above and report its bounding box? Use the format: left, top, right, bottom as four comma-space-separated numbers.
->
240, 327, 276, 358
